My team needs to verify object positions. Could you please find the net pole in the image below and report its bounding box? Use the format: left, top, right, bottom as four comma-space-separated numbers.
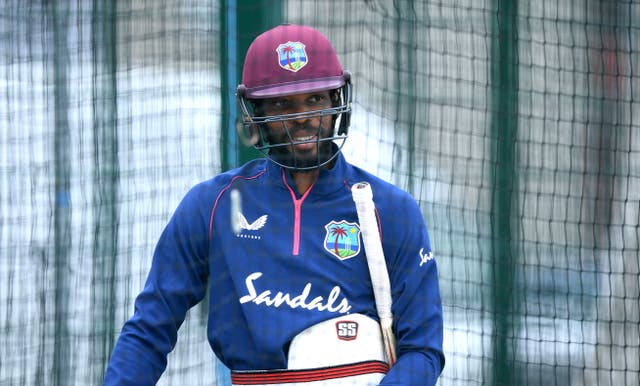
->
588, 3, 626, 383
220, 0, 239, 172
393, 1, 417, 193
50, 1, 72, 385
90, 1, 119, 383
220, 0, 280, 172
489, 0, 520, 385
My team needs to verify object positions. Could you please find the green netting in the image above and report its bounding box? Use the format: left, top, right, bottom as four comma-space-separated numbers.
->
1, 1, 638, 385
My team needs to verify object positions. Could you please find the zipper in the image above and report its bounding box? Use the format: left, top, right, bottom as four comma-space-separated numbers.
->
282, 170, 314, 256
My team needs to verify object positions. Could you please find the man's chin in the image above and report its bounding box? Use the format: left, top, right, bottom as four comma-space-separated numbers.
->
272, 152, 331, 170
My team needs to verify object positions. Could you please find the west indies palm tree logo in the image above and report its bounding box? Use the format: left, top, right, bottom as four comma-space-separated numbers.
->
324, 220, 361, 260
276, 41, 308, 73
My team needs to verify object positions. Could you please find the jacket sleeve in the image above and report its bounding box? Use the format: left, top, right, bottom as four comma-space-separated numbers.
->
378, 194, 445, 386
103, 186, 210, 386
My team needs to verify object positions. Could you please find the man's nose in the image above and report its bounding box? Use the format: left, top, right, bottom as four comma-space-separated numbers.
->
288, 106, 313, 126
287, 100, 312, 115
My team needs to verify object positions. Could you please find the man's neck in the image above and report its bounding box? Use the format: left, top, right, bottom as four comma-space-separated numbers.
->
290, 169, 320, 195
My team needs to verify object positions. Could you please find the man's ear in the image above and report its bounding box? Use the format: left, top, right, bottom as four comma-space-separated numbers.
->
237, 120, 261, 147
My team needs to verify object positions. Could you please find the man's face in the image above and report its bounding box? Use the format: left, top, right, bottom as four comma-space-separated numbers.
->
260, 90, 336, 170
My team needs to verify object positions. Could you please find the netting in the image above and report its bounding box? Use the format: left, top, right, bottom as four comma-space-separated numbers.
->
1, 1, 220, 385
1, 1, 639, 385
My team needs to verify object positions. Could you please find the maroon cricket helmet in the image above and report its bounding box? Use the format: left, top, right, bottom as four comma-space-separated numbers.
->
235, 24, 353, 171
238, 24, 350, 99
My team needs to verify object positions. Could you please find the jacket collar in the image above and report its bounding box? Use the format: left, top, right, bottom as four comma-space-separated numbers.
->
266, 145, 351, 197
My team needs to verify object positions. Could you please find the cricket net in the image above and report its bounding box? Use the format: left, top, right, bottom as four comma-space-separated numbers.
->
1, 1, 638, 385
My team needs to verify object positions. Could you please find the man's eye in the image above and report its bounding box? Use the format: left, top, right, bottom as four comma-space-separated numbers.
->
308, 95, 326, 105
267, 99, 287, 110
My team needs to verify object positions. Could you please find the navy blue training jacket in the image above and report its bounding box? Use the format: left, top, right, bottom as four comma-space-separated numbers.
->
103, 151, 444, 385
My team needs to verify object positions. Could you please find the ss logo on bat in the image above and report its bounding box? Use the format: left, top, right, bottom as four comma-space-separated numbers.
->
336, 321, 358, 341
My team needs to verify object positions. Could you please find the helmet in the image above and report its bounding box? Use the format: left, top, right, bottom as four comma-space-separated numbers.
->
237, 24, 352, 171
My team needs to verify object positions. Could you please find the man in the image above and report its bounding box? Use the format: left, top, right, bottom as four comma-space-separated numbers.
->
104, 24, 444, 385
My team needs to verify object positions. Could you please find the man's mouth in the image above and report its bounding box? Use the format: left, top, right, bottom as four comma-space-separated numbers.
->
293, 135, 316, 143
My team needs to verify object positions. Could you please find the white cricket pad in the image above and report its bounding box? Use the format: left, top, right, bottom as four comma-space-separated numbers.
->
231, 313, 388, 386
